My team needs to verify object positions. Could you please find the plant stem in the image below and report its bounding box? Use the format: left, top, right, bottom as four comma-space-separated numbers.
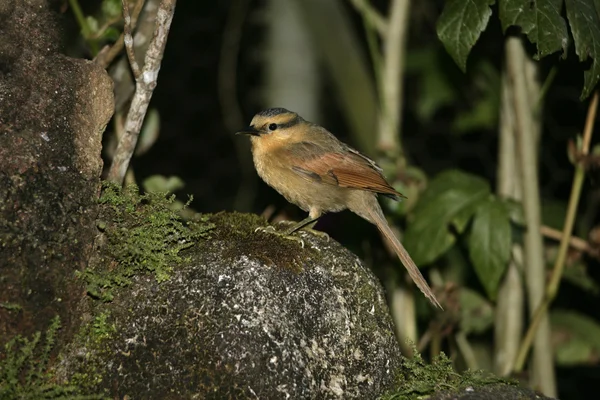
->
348, 0, 388, 36
494, 71, 525, 377
68, 0, 99, 55
506, 36, 556, 396
377, 0, 410, 155
107, 0, 177, 184
513, 90, 598, 374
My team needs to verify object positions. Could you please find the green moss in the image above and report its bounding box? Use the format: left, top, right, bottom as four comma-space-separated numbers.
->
67, 312, 119, 392
206, 211, 324, 273
0, 316, 106, 399
0, 302, 22, 311
380, 346, 512, 399
90, 312, 116, 343
81, 182, 214, 301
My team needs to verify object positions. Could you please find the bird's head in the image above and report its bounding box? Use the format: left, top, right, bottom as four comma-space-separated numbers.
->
235, 108, 307, 149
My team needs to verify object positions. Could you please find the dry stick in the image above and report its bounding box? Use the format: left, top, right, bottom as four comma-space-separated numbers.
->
107, 0, 177, 185
94, 0, 146, 69
123, 0, 142, 78
513, 90, 599, 374
507, 37, 556, 396
540, 225, 592, 254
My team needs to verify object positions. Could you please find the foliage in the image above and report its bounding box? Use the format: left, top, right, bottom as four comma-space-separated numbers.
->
404, 169, 517, 299
0, 316, 106, 399
437, 0, 599, 99
70, 0, 123, 55
80, 182, 214, 301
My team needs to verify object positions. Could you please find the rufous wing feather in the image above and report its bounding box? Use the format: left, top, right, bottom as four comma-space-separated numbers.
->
285, 142, 405, 200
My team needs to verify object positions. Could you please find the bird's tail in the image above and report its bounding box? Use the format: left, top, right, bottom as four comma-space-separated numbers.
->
366, 206, 443, 309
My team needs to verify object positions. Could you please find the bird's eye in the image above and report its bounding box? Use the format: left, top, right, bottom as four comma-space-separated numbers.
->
268, 123, 278, 131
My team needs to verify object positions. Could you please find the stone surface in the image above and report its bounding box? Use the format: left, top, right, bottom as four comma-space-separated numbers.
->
0, 0, 114, 342
57, 213, 402, 399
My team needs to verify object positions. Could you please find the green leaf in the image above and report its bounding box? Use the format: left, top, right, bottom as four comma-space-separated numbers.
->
551, 310, 600, 365
86, 16, 99, 34
405, 170, 491, 265
565, 0, 600, 99
459, 288, 495, 335
468, 197, 512, 300
501, 198, 525, 226
498, 0, 568, 58
102, 0, 122, 19
437, 0, 496, 72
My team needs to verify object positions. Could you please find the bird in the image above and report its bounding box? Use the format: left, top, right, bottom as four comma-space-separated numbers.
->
236, 107, 441, 309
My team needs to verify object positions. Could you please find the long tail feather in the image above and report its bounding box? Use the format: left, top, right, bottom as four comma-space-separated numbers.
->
367, 208, 442, 309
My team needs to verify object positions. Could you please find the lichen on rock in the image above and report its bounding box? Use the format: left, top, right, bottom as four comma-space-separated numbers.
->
57, 213, 402, 399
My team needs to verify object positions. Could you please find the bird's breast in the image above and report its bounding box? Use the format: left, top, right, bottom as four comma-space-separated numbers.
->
251, 146, 348, 214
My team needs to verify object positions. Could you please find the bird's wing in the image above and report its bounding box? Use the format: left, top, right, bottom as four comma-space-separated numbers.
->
282, 141, 405, 200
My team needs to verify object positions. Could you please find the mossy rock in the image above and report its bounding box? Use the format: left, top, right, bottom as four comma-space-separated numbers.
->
56, 212, 402, 399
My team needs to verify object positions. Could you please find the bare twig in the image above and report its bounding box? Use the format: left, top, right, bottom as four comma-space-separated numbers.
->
506, 36, 556, 396
540, 225, 592, 254
514, 90, 598, 378
94, 0, 146, 69
348, 0, 388, 37
107, 0, 177, 184
122, 0, 142, 78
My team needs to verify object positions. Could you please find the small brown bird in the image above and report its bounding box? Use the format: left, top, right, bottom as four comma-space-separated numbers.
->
236, 108, 441, 308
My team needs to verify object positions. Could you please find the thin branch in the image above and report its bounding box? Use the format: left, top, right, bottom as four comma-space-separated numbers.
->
348, 0, 388, 37
514, 90, 598, 375
377, 0, 410, 155
540, 225, 592, 255
107, 0, 177, 184
506, 36, 556, 396
94, 0, 146, 69
123, 0, 142, 78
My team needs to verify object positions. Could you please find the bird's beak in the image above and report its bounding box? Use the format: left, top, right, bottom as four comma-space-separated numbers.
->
235, 126, 261, 136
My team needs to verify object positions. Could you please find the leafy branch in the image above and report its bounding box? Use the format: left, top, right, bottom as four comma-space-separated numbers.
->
437, 0, 600, 99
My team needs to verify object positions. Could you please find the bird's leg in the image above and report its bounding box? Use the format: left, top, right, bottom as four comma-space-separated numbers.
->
283, 215, 320, 235
284, 211, 329, 241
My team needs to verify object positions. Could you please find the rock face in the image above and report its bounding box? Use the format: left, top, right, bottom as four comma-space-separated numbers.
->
58, 213, 402, 399
0, 0, 113, 342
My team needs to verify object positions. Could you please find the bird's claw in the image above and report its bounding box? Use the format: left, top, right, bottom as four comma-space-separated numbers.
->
255, 226, 305, 248
284, 226, 329, 242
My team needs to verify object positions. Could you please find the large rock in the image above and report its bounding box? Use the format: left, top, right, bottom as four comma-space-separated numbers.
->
0, 0, 113, 342
57, 213, 402, 399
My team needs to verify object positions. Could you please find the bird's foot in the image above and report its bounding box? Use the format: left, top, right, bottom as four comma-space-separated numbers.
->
254, 226, 305, 248
286, 226, 330, 242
